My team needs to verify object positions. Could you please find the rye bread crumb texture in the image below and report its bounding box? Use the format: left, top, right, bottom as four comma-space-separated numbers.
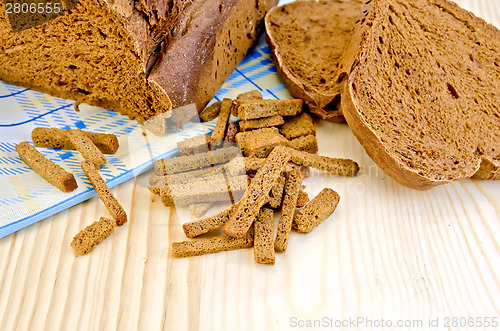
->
0, 0, 278, 133
341, 0, 500, 189
265, 0, 364, 122
159, 93, 356, 263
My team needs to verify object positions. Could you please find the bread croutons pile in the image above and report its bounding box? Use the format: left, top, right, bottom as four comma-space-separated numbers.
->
150, 90, 359, 264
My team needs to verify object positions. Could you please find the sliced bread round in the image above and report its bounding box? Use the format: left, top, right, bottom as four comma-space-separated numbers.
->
265, 0, 364, 122
340, 0, 500, 189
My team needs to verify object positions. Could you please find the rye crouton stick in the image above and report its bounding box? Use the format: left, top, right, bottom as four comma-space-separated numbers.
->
253, 208, 275, 265
296, 187, 309, 208
287, 135, 318, 153
15, 141, 78, 192
232, 99, 302, 119
274, 167, 302, 252
222, 146, 291, 238
267, 175, 286, 209
172, 230, 254, 258
280, 146, 359, 176
67, 129, 107, 168
182, 203, 239, 238
31, 127, 119, 154
71, 217, 116, 255
235, 127, 288, 158
239, 115, 285, 131
81, 160, 127, 226
210, 98, 232, 142
236, 90, 263, 100
224, 122, 239, 143
177, 135, 210, 156
279, 112, 316, 139
199, 101, 222, 122
293, 188, 340, 233
154, 146, 240, 175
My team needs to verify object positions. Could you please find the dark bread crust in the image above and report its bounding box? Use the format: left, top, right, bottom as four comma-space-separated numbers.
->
265, 0, 363, 122
102, 0, 189, 69
341, 0, 500, 189
150, 0, 278, 113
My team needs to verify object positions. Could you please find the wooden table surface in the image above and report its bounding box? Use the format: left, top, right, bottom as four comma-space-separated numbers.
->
1, 1, 499, 330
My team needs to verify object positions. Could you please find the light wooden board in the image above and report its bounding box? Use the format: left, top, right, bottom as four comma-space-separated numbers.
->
0, 1, 499, 330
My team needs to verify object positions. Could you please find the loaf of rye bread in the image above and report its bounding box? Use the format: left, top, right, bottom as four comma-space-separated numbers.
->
340, 0, 500, 189
0, 0, 277, 132
265, 0, 364, 122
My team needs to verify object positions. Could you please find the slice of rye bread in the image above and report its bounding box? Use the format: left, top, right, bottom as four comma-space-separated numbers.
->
0, 0, 278, 131
340, 0, 500, 189
265, 0, 364, 122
